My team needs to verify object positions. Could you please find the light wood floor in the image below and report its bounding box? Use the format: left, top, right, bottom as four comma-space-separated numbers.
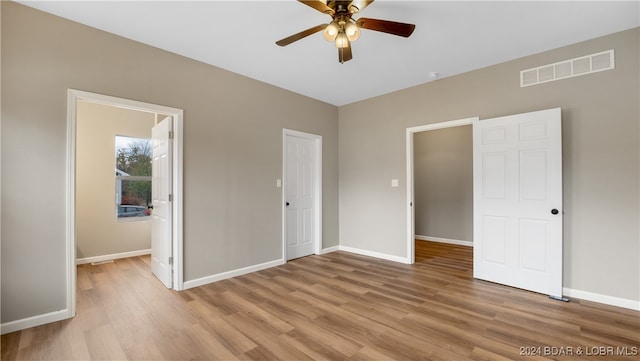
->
2, 241, 638, 360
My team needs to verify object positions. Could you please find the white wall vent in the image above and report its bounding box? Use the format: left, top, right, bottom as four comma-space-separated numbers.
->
520, 49, 615, 87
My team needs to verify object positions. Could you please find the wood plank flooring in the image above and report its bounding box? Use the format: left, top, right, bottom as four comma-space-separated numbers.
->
2, 240, 639, 360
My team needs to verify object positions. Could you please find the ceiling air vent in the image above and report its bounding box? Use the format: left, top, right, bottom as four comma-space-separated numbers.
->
520, 49, 615, 87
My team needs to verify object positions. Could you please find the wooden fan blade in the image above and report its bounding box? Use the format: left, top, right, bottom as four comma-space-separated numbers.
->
276, 24, 327, 47
298, 0, 335, 15
348, 0, 374, 14
356, 17, 415, 37
338, 41, 353, 63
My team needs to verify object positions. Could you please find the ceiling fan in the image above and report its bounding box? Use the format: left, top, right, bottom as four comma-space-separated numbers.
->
276, 0, 416, 63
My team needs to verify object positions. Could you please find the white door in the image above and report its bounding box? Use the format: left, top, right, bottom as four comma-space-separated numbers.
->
151, 116, 172, 288
284, 132, 320, 260
473, 108, 563, 298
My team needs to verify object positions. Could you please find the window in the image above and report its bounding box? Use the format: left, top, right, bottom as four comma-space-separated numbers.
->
116, 136, 152, 220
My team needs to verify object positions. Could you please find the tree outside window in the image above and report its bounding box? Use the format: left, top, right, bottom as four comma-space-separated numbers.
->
116, 136, 152, 219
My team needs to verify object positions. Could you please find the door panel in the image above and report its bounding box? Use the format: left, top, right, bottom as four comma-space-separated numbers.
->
520, 150, 547, 200
519, 219, 547, 271
483, 215, 508, 265
151, 116, 172, 288
473, 108, 563, 297
483, 153, 507, 198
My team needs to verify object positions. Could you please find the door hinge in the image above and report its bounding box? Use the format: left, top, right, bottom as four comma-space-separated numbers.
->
168, 194, 173, 202
168, 130, 174, 139
169, 256, 173, 265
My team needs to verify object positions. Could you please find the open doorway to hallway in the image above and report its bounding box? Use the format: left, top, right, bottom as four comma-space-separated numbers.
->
409, 120, 474, 271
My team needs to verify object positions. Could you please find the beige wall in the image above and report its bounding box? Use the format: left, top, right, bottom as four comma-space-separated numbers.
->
340, 27, 639, 302
76, 101, 155, 259
1, 2, 339, 324
414, 126, 473, 242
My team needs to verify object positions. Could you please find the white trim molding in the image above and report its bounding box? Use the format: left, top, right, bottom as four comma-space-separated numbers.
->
563, 288, 640, 311
339, 246, 411, 264
76, 249, 152, 265
1, 309, 70, 335
65, 89, 78, 330
183, 259, 284, 290
415, 235, 473, 247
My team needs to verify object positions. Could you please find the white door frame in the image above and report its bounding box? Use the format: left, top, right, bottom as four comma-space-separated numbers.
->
282, 129, 322, 261
66, 89, 184, 316
405, 117, 478, 263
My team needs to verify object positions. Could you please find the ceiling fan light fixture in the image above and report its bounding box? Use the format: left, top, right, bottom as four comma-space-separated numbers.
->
323, 22, 340, 41
335, 32, 349, 48
344, 20, 360, 41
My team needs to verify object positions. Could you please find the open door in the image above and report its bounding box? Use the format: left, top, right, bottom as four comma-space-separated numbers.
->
151, 116, 173, 288
473, 108, 563, 298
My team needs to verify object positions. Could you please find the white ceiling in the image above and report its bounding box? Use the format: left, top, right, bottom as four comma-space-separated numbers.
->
18, 1, 640, 106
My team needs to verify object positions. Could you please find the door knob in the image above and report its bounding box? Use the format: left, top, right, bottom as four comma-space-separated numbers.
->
551, 208, 559, 215
286, 202, 290, 206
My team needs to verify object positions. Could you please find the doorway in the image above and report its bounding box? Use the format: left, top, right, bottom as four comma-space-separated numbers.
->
413, 125, 473, 249
75, 103, 156, 263
282, 129, 322, 261
66, 89, 184, 316
406, 117, 477, 264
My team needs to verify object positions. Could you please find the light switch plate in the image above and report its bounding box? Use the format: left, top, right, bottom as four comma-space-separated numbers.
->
391, 179, 399, 187
276, 179, 282, 188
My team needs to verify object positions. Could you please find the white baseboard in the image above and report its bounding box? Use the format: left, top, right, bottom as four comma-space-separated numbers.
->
1, 309, 73, 335
183, 258, 284, 290
563, 287, 640, 311
415, 235, 473, 247
76, 249, 151, 265
338, 245, 411, 264
321, 246, 339, 254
